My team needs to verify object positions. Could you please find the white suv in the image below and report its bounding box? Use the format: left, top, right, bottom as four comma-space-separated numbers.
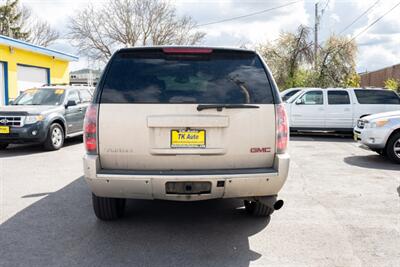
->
285, 88, 400, 132
83, 47, 290, 220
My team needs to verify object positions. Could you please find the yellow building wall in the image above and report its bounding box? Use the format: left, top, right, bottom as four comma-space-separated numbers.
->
0, 44, 70, 100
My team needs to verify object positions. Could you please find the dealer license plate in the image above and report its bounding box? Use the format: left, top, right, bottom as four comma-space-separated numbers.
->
0, 126, 10, 134
171, 129, 205, 148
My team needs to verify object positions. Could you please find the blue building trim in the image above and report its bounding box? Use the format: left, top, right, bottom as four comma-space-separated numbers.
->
0, 34, 79, 62
0, 61, 9, 105
47, 68, 51, 85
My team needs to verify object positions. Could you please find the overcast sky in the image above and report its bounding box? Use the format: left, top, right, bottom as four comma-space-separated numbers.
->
16, 0, 400, 72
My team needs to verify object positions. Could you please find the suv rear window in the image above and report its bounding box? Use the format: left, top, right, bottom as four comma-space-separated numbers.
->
354, 89, 400, 104
99, 49, 274, 104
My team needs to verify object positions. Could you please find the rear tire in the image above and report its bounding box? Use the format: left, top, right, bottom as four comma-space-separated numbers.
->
0, 143, 8, 150
244, 200, 274, 217
385, 132, 400, 164
92, 194, 126, 220
43, 123, 64, 151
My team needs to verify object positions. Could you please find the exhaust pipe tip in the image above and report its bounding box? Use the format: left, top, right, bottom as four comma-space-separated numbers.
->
273, 200, 284, 210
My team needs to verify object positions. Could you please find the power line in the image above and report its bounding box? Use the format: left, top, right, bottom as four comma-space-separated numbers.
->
320, 0, 330, 17
194, 1, 302, 28
326, 1, 400, 59
350, 1, 400, 42
339, 0, 380, 35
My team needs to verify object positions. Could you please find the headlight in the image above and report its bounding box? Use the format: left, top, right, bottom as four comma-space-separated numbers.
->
25, 115, 44, 124
369, 119, 389, 128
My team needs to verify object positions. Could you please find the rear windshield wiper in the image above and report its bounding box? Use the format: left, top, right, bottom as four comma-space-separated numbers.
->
197, 104, 259, 111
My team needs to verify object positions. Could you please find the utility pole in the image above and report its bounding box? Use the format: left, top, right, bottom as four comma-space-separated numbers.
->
314, 2, 319, 70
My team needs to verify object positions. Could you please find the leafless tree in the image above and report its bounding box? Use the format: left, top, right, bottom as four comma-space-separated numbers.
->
68, 0, 206, 62
0, 0, 59, 46
26, 19, 60, 47
20, 4, 59, 47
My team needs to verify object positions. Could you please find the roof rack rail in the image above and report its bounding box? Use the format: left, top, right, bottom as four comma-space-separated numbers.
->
41, 83, 69, 86
40, 83, 95, 88
69, 83, 95, 87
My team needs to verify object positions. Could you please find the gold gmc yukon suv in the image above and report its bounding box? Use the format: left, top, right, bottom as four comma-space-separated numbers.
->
83, 47, 290, 220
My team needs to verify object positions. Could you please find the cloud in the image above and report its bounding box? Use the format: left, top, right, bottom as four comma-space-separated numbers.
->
179, 0, 309, 46
350, 0, 400, 71
18, 0, 400, 72
357, 45, 397, 72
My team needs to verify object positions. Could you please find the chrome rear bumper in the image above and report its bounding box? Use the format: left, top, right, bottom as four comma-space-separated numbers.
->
83, 153, 290, 201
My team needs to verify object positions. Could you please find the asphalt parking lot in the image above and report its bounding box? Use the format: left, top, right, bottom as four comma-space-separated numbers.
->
0, 135, 399, 267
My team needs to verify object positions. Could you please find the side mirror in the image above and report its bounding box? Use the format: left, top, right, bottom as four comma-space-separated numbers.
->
295, 99, 304, 105
66, 100, 77, 107
8, 100, 14, 105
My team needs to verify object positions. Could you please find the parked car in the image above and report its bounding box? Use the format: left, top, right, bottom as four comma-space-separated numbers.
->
0, 86, 93, 150
83, 46, 290, 220
284, 88, 400, 132
280, 87, 303, 102
354, 110, 400, 163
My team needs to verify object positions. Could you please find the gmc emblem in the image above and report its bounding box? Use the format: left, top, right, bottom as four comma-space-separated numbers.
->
250, 147, 271, 153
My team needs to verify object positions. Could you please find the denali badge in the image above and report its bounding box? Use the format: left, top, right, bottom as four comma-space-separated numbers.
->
106, 148, 134, 153
250, 147, 271, 153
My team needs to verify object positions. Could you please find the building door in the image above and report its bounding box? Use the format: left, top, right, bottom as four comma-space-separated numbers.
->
0, 62, 5, 106
17, 65, 48, 96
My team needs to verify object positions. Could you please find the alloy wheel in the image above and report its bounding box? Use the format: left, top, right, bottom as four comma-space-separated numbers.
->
394, 138, 400, 159
52, 127, 62, 147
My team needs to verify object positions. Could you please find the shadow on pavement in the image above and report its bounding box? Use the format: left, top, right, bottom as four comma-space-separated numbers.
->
343, 154, 399, 171
0, 177, 269, 267
0, 136, 83, 158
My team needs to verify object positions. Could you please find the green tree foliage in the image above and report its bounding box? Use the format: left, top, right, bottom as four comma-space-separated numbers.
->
315, 35, 358, 88
257, 26, 358, 90
257, 25, 313, 90
344, 73, 361, 88
384, 78, 399, 92
0, 0, 29, 39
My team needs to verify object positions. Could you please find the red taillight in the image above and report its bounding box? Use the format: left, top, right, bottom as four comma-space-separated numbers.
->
85, 137, 97, 151
162, 48, 213, 54
84, 104, 98, 154
276, 104, 289, 153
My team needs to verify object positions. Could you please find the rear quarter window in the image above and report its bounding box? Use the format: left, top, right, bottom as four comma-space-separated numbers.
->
328, 90, 350, 105
79, 89, 92, 103
354, 89, 400, 104
99, 50, 274, 104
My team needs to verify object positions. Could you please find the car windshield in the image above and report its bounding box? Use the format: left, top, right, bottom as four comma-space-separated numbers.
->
13, 88, 65, 106
286, 90, 304, 103
281, 89, 300, 102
